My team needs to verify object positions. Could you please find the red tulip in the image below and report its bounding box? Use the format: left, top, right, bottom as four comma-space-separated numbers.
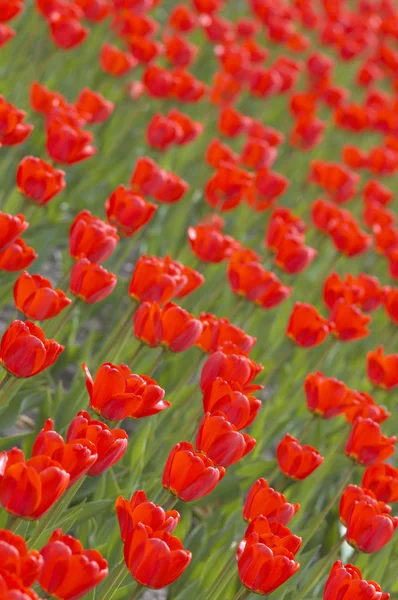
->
188, 221, 241, 263
247, 169, 289, 211
197, 312, 256, 355
240, 138, 277, 170
165, 35, 198, 67
330, 300, 371, 341
129, 36, 163, 64
66, 410, 128, 476
243, 516, 302, 555
243, 478, 300, 524
289, 115, 325, 150
343, 390, 390, 425
116, 489, 180, 543
304, 371, 350, 419
202, 378, 261, 430
205, 163, 253, 212
323, 272, 383, 312
274, 236, 317, 274
363, 180, 393, 206
367, 347, 398, 390
0, 448, 70, 519
99, 43, 136, 76
265, 207, 306, 252
0, 320, 64, 378
14, 272, 71, 320
0, 238, 37, 272
0, 0, 23, 22
346, 500, 398, 553
196, 412, 256, 467
384, 286, 398, 325
39, 529, 108, 599
168, 4, 196, 32
309, 160, 359, 204
340, 485, 391, 528
49, 14, 88, 50
105, 185, 157, 237
218, 106, 250, 138
200, 348, 263, 394
74, 88, 114, 124
70, 258, 117, 304
69, 210, 119, 263
362, 464, 398, 504
162, 441, 225, 502
74, 0, 109, 21
286, 302, 330, 347
0, 529, 43, 586
276, 434, 324, 480
324, 561, 390, 600
0, 95, 33, 146
16, 156, 66, 206
130, 157, 166, 197
143, 65, 173, 98
146, 113, 181, 152
345, 418, 396, 466
46, 119, 96, 164
83, 362, 169, 421
0, 212, 28, 252
30, 82, 66, 115
167, 109, 203, 144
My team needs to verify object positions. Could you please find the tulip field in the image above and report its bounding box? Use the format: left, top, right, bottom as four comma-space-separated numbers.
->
1, 0, 398, 598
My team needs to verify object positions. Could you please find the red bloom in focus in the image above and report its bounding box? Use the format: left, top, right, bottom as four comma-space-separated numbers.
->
83, 362, 169, 421
200, 348, 263, 394
244, 516, 302, 556
0, 212, 28, 252
286, 302, 330, 347
70, 258, 117, 304
277, 434, 324, 480
274, 236, 317, 274
74, 88, 114, 124
324, 561, 390, 600
367, 347, 398, 390
237, 533, 300, 595
46, 119, 96, 164
66, 410, 128, 476
345, 500, 398, 554
105, 185, 157, 237
116, 489, 180, 543
0, 320, 63, 378
202, 378, 261, 430
243, 478, 300, 524
0, 25, 16, 47
330, 300, 371, 341
289, 116, 325, 150
362, 464, 398, 504
14, 272, 71, 320
100, 43, 136, 76
69, 210, 119, 263
49, 14, 88, 50
162, 441, 225, 501
16, 156, 66, 206
0, 530, 42, 586
340, 485, 390, 529
0, 238, 37, 272
188, 219, 240, 263
39, 529, 108, 599
345, 418, 396, 466
304, 371, 349, 419
196, 412, 256, 467
0, 448, 70, 519
205, 163, 253, 212
197, 311, 256, 355
0, 95, 33, 146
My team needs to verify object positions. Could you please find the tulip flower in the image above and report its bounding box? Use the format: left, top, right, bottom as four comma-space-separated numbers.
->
168, 4, 197, 32
205, 163, 253, 212
330, 300, 371, 341
14, 272, 71, 320
146, 113, 181, 152
188, 221, 241, 263
346, 501, 398, 553
123, 524, 191, 589
196, 412, 256, 467
274, 236, 317, 274
289, 115, 325, 150
244, 516, 302, 555
83, 362, 169, 421
339, 485, 390, 527
202, 377, 261, 430
304, 372, 350, 419
162, 441, 225, 501
205, 138, 238, 168
74, 88, 114, 124
384, 287, 398, 325
266, 207, 306, 252
70, 259, 117, 304
46, 119, 96, 165
116, 490, 180, 543
49, 14, 88, 50
0, 238, 37, 272
243, 478, 300, 524
30, 81, 66, 114
363, 180, 393, 206
16, 156, 66, 206
39, 529, 108, 599
286, 302, 330, 347
240, 138, 277, 170
0, 0, 23, 22
197, 312, 256, 355
277, 434, 324, 480
345, 418, 396, 466
0, 95, 33, 146
343, 391, 390, 425
0, 320, 64, 378
367, 347, 398, 390
0, 529, 43, 586
0, 212, 28, 252
99, 43, 136, 76
247, 169, 289, 211
167, 109, 203, 144
69, 210, 119, 263
66, 411, 128, 476
0, 448, 70, 519
105, 185, 157, 237
324, 561, 390, 600
362, 464, 398, 504
329, 220, 372, 257
200, 348, 263, 394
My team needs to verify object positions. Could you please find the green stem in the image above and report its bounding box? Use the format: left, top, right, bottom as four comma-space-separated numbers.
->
149, 347, 166, 378
47, 298, 77, 340
295, 536, 345, 600
233, 587, 250, 600
129, 584, 143, 600
0, 372, 12, 394
162, 495, 178, 511
6, 513, 23, 533
94, 301, 137, 367
205, 553, 236, 600
98, 561, 129, 600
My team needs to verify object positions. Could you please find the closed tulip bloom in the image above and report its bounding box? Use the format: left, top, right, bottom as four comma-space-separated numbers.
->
367, 347, 398, 390
39, 529, 108, 600
0, 320, 64, 378
203, 378, 261, 430
0, 0, 23, 22
175, 262, 204, 298
188, 223, 240, 263
237, 533, 300, 595
286, 302, 330, 347
343, 391, 390, 425
311, 198, 342, 233
197, 312, 256, 355
105, 185, 157, 237
83, 362, 169, 421
345, 418, 396, 466
167, 109, 203, 145
384, 286, 398, 325
123, 524, 191, 589
339, 485, 390, 528
0, 96, 33, 146
205, 138, 238, 168
130, 157, 166, 198
32, 419, 98, 486
196, 412, 256, 467
74, 88, 114, 124
289, 115, 325, 150
14, 272, 71, 320
244, 516, 302, 556
116, 490, 180, 543
70, 259, 117, 304
160, 302, 202, 352
162, 441, 225, 501
277, 434, 324, 480
265, 207, 306, 252
200, 349, 263, 394
129, 255, 192, 304
30, 82, 66, 115
100, 43, 136, 76
324, 561, 390, 600
168, 4, 196, 32
0, 448, 70, 519
330, 300, 371, 341
346, 501, 398, 553
74, 0, 109, 22
146, 113, 181, 152
362, 464, 398, 503
0, 238, 37, 272
205, 163, 253, 212
363, 180, 393, 206
240, 138, 277, 170
16, 156, 66, 206
0, 530, 43, 586
66, 411, 128, 476
274, 236, 317, 274
46, 119, 96, 165
329, 220, 372, 257
69, 210, 119, 263
133, 301, 162, 347
0, 212, 28, 252
143, 65, 174, 99
243, 478, 300, 524
154, 170, 189, 204
247, 169, 289, 211
304, 371, 349, 419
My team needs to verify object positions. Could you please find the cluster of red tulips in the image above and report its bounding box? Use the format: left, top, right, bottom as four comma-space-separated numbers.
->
1, 0, 398, 598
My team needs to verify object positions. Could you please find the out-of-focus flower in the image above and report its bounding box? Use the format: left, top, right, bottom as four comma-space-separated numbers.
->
14, 272, 71, 320
17, 156, 66, 206
362, 464, 398, 504
276, 434, 324, 480
74, 88, 114, 124
46, 119, 96, 164
345, 417, 396, 466
0, 238, 37, 272
367, 347, 398, 390
105, 185, 157, 237
0, 212, 28, 252
100, 43, 136, 76
69, 210, 119, 263
286, 302, 330, 347
70, 258, 117, 304
304, 371, 349, 419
